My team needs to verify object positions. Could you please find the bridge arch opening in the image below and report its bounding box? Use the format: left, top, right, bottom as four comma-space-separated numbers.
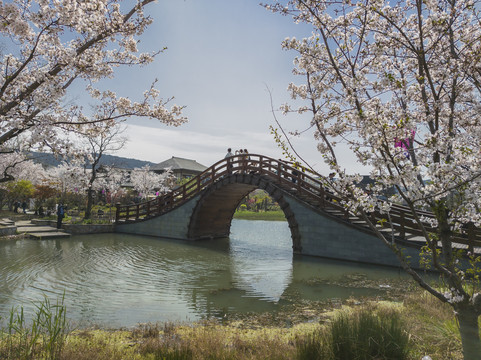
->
187, 174, 302, 253
236, 189, 283, 215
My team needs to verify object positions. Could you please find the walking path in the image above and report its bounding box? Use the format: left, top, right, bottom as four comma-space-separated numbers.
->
13, 219, 71, 239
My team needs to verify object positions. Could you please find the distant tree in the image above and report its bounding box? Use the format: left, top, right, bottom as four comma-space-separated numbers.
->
0, 152, 46, 208
175, 177, 191, 188
267, 0, 481, 357
33, 184, 57, 212
97, 166, 125, 204
0, 0, 187, 182
5, 180, 34, 210
82, 124, 127, 219
0, 152, 25, 183
96, 165, 125, 218
47, 162, 89, 201
130, 165, 172, 200
238, 190, 278, 212
0, 152, 46, 184
33, 185, 57, 202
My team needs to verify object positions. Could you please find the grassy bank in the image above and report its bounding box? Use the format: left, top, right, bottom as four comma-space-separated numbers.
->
0, 289, 469, 359
233, 210, 286, 221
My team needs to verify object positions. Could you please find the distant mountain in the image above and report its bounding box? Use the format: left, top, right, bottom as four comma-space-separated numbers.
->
28, 152, 155, 170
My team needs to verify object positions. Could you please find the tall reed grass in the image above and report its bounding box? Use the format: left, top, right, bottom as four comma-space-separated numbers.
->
0, 294, 68, 360
296, 306, 411, 360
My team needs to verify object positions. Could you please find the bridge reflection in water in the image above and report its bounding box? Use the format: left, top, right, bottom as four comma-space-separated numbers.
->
0, 221, 410, 327
116, 154, 481, 269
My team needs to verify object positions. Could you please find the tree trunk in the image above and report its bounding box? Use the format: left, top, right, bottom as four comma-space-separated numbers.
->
456, 305, 481, 359
85, 187, 93, 219
85, 167, 97, 220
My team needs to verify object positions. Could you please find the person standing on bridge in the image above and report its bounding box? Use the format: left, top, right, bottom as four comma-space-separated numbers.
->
243, 149, 250, 172
291, 162, 301, 184
235, 149, 244, 173
225, 148, 234, 174
326, 172, 336, 201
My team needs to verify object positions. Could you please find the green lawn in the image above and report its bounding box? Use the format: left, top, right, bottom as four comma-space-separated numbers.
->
233, 210, 286, 221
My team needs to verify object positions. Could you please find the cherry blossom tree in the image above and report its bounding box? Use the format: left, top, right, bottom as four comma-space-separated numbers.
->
96, 165, 125, 218
0, 152, 46, 184
81, 124, 126, 219
0, 0, 186, 181
97, 166, 125, 203
47, 161, 89, 197
130, 164, 172, 200
0, 152, 25, 183
267, 0, 481, 357
0, 151, 47, 208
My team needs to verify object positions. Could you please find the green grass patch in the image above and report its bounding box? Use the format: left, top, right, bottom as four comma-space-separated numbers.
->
233, 210, 286, 221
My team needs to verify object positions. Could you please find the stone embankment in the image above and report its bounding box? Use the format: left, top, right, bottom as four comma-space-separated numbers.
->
0, 218, 114, 239
0, 218, 17, 236
16, 219, 71, 239
31, 219, 114, 234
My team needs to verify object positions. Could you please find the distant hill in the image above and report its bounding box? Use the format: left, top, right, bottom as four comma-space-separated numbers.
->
28, 152, 155, 170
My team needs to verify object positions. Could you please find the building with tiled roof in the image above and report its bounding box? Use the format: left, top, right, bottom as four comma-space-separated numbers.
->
151, 156, 207, 180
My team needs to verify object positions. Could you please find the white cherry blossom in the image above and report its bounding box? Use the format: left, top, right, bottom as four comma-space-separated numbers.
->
0, 0, 187, 182
267, 0, 481, 355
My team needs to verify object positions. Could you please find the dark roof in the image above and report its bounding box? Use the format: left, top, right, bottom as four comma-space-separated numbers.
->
151, 156, 207, 172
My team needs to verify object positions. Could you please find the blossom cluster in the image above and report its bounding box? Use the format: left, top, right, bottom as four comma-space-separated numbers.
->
0, 0, 186, 170
266, 0, 481, 230
130, 165, 173, 199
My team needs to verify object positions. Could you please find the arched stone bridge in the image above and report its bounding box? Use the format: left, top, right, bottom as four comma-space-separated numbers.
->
115, 154, 481, 268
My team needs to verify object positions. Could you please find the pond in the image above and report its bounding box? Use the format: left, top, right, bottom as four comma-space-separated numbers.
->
0, 219, 411, 328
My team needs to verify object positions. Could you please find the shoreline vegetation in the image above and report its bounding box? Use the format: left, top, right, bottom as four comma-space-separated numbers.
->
0, 288, 468, 359
233, 210, 286, 221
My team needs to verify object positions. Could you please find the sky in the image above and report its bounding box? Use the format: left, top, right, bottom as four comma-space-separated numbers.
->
102, 0, 363, 175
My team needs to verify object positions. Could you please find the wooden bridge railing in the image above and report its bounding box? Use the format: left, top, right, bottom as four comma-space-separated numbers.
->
115, 154, 481, 251
115, 154, 329, 221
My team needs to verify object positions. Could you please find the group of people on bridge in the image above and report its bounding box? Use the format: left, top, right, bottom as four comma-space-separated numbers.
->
224, 148, 250, 160
224, 148, 252, 173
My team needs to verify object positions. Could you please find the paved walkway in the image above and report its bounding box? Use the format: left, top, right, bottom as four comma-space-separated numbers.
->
14, 219, 71, 239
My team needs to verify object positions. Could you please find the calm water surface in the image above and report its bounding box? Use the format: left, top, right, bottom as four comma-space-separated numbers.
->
0, 220, 409, 327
